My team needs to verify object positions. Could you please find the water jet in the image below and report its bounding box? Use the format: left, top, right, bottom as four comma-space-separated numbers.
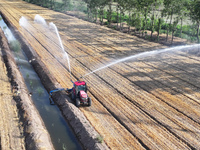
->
82, 44, 200, 78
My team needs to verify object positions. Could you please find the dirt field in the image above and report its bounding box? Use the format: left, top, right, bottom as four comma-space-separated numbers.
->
0, 27, 54, 150
0, 33, 25, 150
0, 0, 200, 149
0, 50, 25, 150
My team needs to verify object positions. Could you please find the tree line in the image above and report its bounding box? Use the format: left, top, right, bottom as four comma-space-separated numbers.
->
83, 0, 200, 44
23, 0, 200, 43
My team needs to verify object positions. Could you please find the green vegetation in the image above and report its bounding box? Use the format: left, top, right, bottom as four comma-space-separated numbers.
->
23, 0, 200, 44
29, 80, 33, 89
9, 40, 21, 52
26, 73, 30, 78
36, 87, 44, 96
95, 135, 104, 143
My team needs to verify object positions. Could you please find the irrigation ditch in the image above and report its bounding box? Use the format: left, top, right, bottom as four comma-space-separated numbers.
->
0, 27, 54, 149
0, 11, 108, 150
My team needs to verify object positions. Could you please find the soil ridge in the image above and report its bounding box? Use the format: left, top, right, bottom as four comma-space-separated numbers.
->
0, 27, 54, 149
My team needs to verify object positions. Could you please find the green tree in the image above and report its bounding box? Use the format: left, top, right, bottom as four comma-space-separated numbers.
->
163, 0, 177, 42
178, 0, 190, 38
155, 18, 164, 41
131, 12, 143, 35
149, 0, 163, 39
170, 0, 190, 44
137, 0, 151, 36
119, 0, 126, 30
98, 0, 108, 25
83, 0, 92, 20
49, 0, 55, 9
62, 0, 71, 10
114, 0, 136, 30
171, 17, 179, 44
29, 0, 38, 3
189, 0, 200, 43
122, 0, 138, 33
107, 0, 113, 26
83, 0, 108, 23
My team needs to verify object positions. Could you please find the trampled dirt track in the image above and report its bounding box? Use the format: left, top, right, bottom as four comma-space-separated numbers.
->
0, 0, 200, 149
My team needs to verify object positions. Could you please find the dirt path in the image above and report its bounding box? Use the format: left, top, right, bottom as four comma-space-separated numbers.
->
0, 44, 25, 149
0, 0, 200, 149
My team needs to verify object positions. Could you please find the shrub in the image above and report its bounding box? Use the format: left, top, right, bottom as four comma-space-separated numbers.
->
104, 21, 109, 25
111, 12, 118, 23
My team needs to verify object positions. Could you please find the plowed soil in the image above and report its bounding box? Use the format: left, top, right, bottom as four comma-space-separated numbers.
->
0, 44, 25, 150
0, 27, 54, 150
0, 0, 200, 149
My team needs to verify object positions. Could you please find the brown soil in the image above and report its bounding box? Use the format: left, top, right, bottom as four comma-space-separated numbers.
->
0, 28, 54, 149
0, 0, 200, 149
0, 2, 109, 150
0, 32, 25, 150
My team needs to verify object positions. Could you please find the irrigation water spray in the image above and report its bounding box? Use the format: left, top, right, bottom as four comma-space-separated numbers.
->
19, 16, 28, 27
49, 22, 71, 75
34, 14, 47, 26
34, 15, 71, 74
82, 44, 200, 78
19, 15, 72, 78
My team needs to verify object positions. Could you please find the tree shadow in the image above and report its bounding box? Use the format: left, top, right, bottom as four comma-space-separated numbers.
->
120, 51, 200, 97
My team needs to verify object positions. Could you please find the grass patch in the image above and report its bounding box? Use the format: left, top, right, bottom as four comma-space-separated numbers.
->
95, 135, 104, 143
